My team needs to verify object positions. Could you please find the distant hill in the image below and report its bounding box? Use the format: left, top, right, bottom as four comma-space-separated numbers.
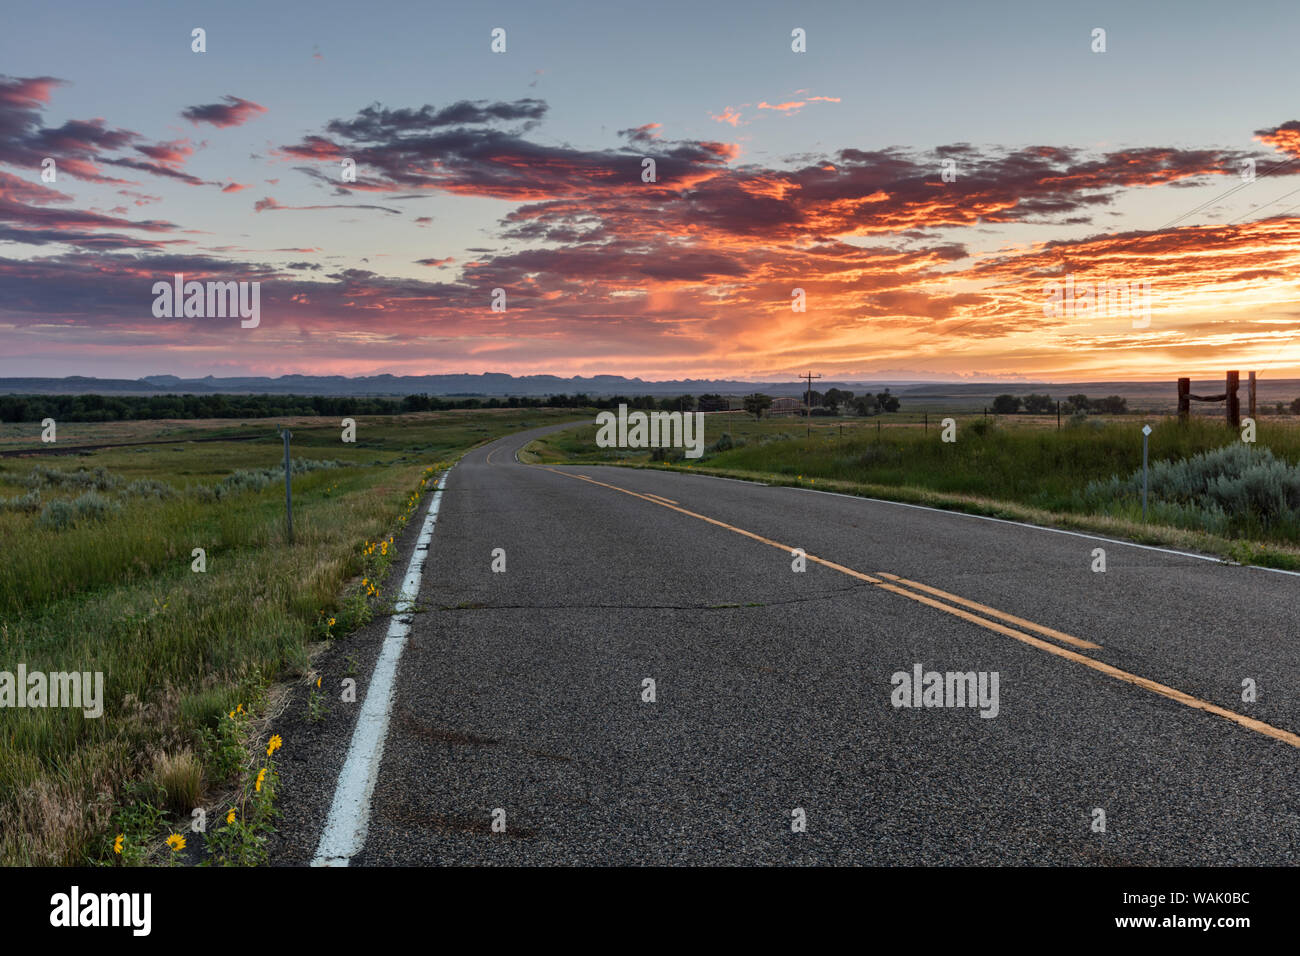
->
0, 372, 940, 398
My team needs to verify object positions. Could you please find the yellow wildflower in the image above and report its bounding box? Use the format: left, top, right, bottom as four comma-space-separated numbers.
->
266, 734, 282, 756
166, 833, 186, 852
113, 834, 123, 855
255, 768, 267, 792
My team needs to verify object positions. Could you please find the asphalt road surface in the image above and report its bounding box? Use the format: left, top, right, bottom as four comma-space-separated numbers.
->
281, 423, 1300, 865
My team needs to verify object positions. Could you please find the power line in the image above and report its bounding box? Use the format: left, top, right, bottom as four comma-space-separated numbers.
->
1224, 183, 1300, 225
1157, 155, 1298, 231
801, 370, 821, 437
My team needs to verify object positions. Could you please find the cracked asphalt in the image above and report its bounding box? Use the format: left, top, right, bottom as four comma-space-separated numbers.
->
272, 423, 1300, 865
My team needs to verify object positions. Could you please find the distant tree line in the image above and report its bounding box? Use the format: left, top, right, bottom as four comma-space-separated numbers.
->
0, 392, 690, 423
990, 393, 1128, 415
739, 389, 901, 419
0, 392, 781, 423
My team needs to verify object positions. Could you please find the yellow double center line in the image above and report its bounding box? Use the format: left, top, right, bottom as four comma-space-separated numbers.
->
544, 467, 1300, 749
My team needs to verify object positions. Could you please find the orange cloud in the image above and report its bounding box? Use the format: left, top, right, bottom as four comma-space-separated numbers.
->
711, 106, 743, 126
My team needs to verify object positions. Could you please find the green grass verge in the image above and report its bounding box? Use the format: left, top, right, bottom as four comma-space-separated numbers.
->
0, 409, 584, 865
523, 413, 1300, 572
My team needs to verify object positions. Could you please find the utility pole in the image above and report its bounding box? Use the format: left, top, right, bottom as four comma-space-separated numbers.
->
801, 370, 822, 438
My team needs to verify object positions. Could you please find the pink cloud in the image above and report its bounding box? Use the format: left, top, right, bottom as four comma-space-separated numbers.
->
711, 107, 743, 127
181, 96, 268, 128
757, 95, 840, 115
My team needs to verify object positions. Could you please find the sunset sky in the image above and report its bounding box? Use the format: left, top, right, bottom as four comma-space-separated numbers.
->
2, 0, 1299, 383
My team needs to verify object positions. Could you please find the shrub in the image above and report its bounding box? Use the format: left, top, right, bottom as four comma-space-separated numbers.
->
708, 433, 735, 453
20, 465, 121, 492
0, 489, 42, 512
217, 470, 276, 498
71, 491, 122, 523
1085, 444, 1300, 534
35, 491, 122, 530
192, 458, 346, 502
36, 500, 76, 531
190, 484, 218, 504
123, 478, 177, 500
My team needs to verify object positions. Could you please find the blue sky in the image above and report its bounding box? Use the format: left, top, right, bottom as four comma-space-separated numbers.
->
2, 0, 1299, 380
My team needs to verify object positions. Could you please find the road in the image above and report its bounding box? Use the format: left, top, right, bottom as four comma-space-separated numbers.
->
276, 423, 1300, 865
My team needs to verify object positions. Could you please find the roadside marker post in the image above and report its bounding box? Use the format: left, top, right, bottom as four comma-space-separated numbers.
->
280, 427, 294, 543
1141, 424, 1152, 521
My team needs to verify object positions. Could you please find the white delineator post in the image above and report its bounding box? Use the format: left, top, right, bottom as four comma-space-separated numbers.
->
1141, 424, 1152, 521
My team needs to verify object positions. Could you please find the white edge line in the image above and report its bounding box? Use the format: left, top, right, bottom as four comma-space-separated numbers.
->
310, 467, 450, 867
784, 485, 1300, 577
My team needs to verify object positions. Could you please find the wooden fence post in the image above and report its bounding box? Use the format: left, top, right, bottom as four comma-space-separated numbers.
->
1226, 370, 1240, 428
1177, 378, 1190, 421
1249, 371, 1257, 419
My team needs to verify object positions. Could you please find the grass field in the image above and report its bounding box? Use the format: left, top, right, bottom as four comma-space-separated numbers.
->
0, 408, 583, 865
524, 411, 1300, 569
